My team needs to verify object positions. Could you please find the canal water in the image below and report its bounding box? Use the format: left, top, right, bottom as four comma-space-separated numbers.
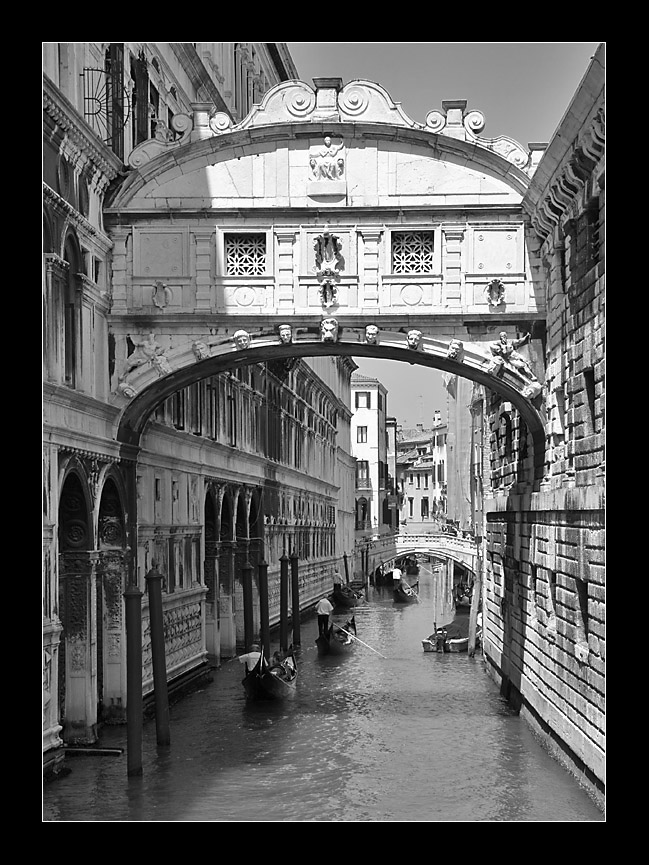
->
43, 563, 604, 822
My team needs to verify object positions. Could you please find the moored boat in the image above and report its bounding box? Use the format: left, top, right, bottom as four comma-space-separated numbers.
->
422, 613, 481, 653
315, 616, 357, 656
393, 580, 419, 604
242, 647, 298, 700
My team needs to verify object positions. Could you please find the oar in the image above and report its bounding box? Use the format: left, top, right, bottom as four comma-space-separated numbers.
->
334, 625, 387, 658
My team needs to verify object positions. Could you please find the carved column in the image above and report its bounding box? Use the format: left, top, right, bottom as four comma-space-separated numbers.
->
43, 254, 68, 383
218, 541, 237, 657
360, 228, 382, 307
194, 230, 214, 310
275, 229, 297, 309
442, 228, 465, 308
59, 550, 100, 744
96, 549, 129, 723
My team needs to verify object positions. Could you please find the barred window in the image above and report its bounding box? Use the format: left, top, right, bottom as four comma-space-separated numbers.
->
391, 231, 435, 273
225, 233, 266, 275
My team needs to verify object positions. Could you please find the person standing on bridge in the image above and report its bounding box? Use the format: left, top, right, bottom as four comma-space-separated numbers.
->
316, 595, 334, 636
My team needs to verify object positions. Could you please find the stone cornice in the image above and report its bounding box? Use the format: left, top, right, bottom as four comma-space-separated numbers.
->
43, 74, 125, 183
43, 184, 114, 255
522, 44, 605, 242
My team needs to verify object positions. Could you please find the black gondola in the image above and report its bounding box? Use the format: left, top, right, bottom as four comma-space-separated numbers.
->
242, 647, 298, 701
315, 616, 357, 656
332, 583, 363, 608
393, 580, 419, 604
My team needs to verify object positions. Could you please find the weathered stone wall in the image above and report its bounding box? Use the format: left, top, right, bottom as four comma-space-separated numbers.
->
481, 44, 605, 805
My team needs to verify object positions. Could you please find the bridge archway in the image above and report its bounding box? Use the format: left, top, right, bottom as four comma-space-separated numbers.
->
115, 334, 546, 481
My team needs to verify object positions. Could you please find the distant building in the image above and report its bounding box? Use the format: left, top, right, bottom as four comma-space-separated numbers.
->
350, 373, 391, 537
395, 412, 447, 525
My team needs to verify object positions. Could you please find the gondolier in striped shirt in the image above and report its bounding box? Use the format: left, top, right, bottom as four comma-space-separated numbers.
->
315, 596, 334, 636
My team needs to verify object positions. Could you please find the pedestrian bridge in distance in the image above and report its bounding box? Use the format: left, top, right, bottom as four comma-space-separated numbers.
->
363, 532, 478, 575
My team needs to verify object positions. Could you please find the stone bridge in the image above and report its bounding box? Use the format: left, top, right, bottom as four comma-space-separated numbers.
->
361, 531, 478, 576
105, 76, 548, 472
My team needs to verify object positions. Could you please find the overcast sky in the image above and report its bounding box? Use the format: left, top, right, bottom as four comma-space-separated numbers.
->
286, 42, 602, 427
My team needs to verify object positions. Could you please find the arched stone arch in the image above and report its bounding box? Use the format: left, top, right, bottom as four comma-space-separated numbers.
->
114, 333, 546, 485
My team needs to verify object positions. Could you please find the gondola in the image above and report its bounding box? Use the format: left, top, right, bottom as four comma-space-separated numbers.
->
332, 583, 363, 608
242, 646, 298, 700
315, 616, 357, 656
393, 580, 419, 604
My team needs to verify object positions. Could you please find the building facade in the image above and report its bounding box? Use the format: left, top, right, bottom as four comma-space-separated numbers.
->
43, 43, 358, 776
395, 415, 448, 527
480, 45, 605, 802
43, 41, 604, 802
350, 373, 390, 540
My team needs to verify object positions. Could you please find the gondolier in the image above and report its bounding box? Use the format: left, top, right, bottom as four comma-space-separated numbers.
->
316, 595, 334, 636
238, 643, 261, 672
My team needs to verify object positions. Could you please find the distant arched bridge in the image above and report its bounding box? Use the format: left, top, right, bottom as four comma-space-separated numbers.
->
360, 532, 479, 576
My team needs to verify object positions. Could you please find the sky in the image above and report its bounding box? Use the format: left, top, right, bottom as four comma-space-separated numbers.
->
286, 41, 602, 427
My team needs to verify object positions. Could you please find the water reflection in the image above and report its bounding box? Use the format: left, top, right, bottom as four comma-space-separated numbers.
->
43, 563, 603, 822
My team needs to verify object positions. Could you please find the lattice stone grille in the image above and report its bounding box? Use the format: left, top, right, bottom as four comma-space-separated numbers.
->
225, 233, 266, 275
391, 231, 435, 273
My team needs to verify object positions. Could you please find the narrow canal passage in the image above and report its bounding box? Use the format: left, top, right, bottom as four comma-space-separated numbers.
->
43, 563, 604, 822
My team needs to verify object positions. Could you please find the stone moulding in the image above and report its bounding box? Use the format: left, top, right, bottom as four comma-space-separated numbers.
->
113, 326, 543, 409
122, 78, 538, 176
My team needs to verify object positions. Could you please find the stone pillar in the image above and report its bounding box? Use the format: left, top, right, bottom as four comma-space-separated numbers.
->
194, 230, 214, 310
97, 549, 129, 723
442, 229, 464, 309
59, 550, 100, 744
43, 255, 67, 382
312, 77, 343, 121
275, 229, 297, 310
190, 103, 215, 142
441, 100, 468, 140
360, 228, 382, 307
108, 229, 131, 314
219, 541, 237, 657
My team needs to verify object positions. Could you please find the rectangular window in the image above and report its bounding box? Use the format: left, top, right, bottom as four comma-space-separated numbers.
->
378, 393, 384, 411
424, 473, 429, 488
225, 233, 266, 275
575, 576, 589, 639
357, 426, 368, 443
356, 460, 370, 480
355, 391, 371, 409
583, 368, 596, 434
408, 497, 414, 517
391, 230, 435, 273
421, 497, 429, 520
548, 570, 558, 629
416, 473, 421, 489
